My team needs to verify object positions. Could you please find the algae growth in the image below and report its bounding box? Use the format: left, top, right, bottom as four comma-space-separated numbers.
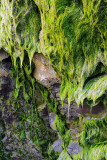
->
0, 0, 107, 159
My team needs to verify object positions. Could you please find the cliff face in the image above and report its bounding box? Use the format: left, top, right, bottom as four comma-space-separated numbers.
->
0, 0, 107, 159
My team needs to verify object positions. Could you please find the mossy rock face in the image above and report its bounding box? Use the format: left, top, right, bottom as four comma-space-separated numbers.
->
0, 0, 107, 159
58, 150, 72, 160
0, 0, 107, 106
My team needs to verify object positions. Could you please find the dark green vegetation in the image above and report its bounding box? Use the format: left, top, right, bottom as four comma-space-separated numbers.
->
0, 0, 107, 159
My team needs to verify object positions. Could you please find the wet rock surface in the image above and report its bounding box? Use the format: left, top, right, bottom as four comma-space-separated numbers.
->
33, 52, 107, 158
50, 83, 79, 121
49, 112, 56, 131
77, 102, 107, 116
0, 57, 14, 101
33, 53, 107, 124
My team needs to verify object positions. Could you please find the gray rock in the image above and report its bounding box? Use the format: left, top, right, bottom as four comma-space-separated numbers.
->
52, 139, 82, 157
67, 142, 82, 157
49, 112, 56, 130
52, 139, 63, 153
0, 126, 3, 133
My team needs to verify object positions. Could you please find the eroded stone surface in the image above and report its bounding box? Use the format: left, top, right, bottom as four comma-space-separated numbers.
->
52, 138, 82, 158
50, 84, 107, 122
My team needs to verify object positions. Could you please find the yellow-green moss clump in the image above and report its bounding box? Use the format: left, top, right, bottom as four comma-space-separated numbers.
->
0, 0, 41, 66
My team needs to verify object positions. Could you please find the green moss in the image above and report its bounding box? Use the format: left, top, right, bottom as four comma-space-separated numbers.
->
80, 117, 107, 147
74, 144, 107, 160
72, 119, 79, 126
47, 145, 59, 160
58, 150, 72, 160
0, 134, 12, 160
74, 117, 107, 160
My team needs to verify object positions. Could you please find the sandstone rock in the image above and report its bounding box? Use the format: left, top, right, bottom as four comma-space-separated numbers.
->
33, 53, 60, 88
